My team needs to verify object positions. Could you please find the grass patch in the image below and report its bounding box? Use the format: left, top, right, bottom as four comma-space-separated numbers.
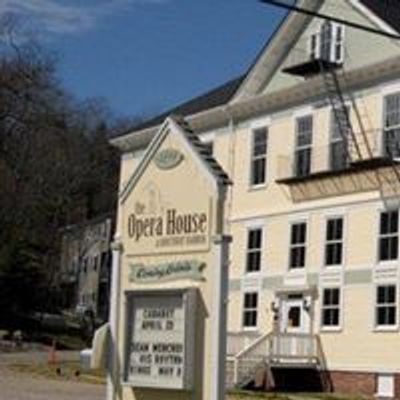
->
227, 391, 370, 400
9, 361, 106, 385
7, 364, 371, 400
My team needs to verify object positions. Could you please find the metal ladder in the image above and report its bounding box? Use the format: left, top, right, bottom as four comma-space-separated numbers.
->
320, 60, 400, 189
318, 61, 363, 163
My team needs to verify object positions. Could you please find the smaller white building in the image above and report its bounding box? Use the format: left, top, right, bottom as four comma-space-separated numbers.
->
60, 215, 113, 321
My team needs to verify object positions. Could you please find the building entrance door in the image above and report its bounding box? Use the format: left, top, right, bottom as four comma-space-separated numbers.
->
277, 294, 312, 360
282, 297, 309, 334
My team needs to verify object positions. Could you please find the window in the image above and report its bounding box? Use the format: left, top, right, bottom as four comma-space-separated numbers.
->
94, 256, 99, 271
245, 228, 262, 273
82, 258, 88, 274
377, 374, 395, 398
383, 93, 400, 158
330, 108, 350, 171
289, 222, 307, 269
243, 292, 258, 328
321, 288, 341, 328
334, 25, 344, 63
378, 210, 398, 262
250, 127, 268, 186
376, 285, 397, 327
310, 33, 318, 60
310, 21, 344, 64
325, 217, 344, 266
294, 115, 313, 177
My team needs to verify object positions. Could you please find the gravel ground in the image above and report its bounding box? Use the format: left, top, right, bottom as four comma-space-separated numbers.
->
0, 351, 105, 400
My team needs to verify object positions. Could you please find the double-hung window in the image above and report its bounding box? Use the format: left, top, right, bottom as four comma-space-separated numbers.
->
321, 288, 341, 328
294, 116, 313, 177
325, 217, 344, 266
245, 228, 262, 273
330, 108, 350, 171
289, 222, 307, 269
375, 285, 397, 327
383, 93, 400, 158
378, 210, 399, 262
250, 127, 268, 186
310, 21, 344, 64
243, 292, 258, 329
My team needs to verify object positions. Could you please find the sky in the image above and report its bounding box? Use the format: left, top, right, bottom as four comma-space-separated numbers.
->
0, 0, 287, 119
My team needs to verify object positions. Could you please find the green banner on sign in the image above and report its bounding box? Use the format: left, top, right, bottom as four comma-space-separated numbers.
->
129, 260, 205, 284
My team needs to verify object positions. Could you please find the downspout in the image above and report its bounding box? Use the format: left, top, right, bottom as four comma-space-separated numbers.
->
223, 104, 237, 236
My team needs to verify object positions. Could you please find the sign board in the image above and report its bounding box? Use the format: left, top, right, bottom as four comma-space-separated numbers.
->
109, 117, 230, 400
124, 289, 196, 390
129, 260, 205, 283
127, 203, 212, 256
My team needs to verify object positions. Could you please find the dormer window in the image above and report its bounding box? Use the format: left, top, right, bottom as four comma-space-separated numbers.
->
309, 21, 345, 64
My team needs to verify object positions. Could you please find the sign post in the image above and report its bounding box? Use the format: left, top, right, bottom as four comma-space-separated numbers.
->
108, 116, 231, 400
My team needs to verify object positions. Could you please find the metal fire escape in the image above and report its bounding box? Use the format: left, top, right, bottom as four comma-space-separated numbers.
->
317, 29, 400, 185
316, 18, 373, 166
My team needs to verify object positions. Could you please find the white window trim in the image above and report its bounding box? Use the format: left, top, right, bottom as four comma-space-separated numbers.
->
249, 126, 269, 188
293, 106, 313, 119
294, 114, 313, 177
382, 91, 400, 159
309, 22, 345, 63
242, 291, 259, 331
380, 80, 400, 97
323, 215, 346, 268
375, 373, 395, 398
250, 117, 271, 130
377, 82, 400, 157
376, 208, 399, 266
244, 226, 264, 275
319, 286, 343, 332
331, 23, 345, 64
288, 220, 308, 271
373, 283, 399, 331
308, 31, 320, 60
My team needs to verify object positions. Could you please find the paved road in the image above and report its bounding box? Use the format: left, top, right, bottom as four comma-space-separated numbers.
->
0, 351, 105, 400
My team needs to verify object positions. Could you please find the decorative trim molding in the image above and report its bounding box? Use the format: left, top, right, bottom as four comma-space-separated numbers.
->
110, 54, 400, 154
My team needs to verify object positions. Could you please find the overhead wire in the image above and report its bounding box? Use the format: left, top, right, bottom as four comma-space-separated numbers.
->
259, 0, 400, 40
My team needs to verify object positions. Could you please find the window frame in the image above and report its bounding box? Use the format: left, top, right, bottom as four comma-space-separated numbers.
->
294, 115, 313, 178
329, 106, 351, 171
332, 23, 345, 64
377, 209, 399, 264
324, 216, 344, 267
320, 287, 342, 332
309, 22, 345, 64
288, 221, 307, 270
376, 374, 395, 398
245, 227, 263, 274
374, 284, 398, 330
382, 92, 400, 159
249, 127, 268, 187
242, 291, 259, 330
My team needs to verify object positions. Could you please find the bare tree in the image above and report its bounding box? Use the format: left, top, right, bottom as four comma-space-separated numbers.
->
0, 18, 121, 328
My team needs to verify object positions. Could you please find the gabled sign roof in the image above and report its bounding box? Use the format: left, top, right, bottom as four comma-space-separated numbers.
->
119, 115, 231, 205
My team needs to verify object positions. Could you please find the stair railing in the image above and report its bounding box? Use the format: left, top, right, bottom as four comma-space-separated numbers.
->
233, 332, 272, 386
